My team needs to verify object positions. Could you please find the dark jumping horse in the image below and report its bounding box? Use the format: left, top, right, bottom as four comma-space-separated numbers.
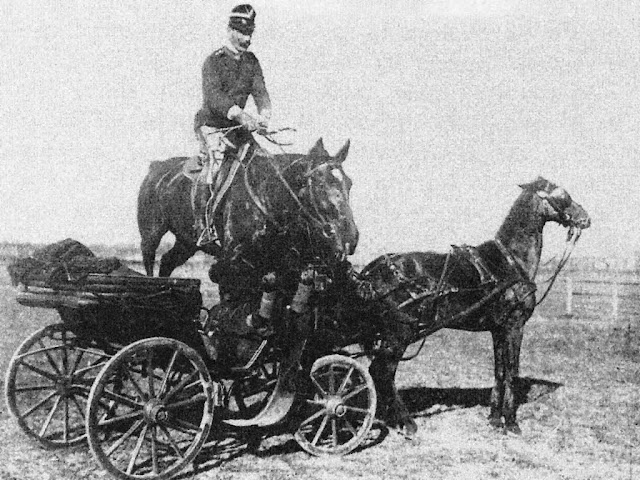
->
359, 177, 591, 436
137, 138, 358, 287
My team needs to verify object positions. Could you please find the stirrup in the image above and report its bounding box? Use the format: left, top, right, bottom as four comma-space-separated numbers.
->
197, 226, 218, 247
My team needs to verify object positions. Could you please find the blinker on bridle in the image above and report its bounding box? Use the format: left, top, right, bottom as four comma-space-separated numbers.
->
536, 189, 572, 225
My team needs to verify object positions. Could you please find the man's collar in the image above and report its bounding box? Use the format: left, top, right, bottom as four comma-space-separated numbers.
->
223, 41, 244, 60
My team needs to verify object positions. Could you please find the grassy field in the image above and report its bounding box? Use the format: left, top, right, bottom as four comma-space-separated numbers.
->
0, 248, 638, 480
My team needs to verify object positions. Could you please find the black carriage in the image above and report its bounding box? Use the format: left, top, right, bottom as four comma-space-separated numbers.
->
5, 265, 377, 479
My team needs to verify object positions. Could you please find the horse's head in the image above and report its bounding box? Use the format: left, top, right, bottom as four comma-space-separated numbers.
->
298, 138, 359, 257
520, 177, 591, 232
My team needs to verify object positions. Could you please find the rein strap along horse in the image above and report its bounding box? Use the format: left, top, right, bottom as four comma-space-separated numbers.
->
137, 138, 358, 292
358, 177, 591, 436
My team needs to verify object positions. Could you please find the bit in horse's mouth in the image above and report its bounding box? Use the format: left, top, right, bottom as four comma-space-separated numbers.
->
566, 226, 582, 242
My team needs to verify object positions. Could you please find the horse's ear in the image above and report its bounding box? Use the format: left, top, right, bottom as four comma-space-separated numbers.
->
334, 139, 350, 163
309, 138, 328, 157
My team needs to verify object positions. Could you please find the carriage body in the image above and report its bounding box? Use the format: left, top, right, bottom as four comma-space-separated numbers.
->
5, 268, 377, 479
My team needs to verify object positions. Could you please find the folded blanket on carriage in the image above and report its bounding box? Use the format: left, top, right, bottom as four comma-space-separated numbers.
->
7, 238, 123, 286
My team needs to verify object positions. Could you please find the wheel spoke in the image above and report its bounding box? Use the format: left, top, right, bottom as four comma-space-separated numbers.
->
19, 362, 58, 382
69, 349, 85, 375
151, 426, 159, 475
63, 396, 69, 443
165, 393, 207, 410
342, 383, 368, 402
100, 388, 144, 410
98, 410, 144, 428
311, 415, 329, 446
167, 417, 201, 435
122, 367, 148, 402
337, 366, 355, 395
16, 345, 65, 361
14, 384, 56, 392
300, 406, 326, 427
39, 395, 62, 437
74, 360, 109, 378
331, 418, 338, 447
164, 370, 199, 403
70, 395, 87, 423
105, 419, 145, 457
343, 405, 372, 416
343, 417, 358, 437
37, 339, 62, 376
146, 350, 155, 398
159, 350, 179, 396
126, 424, 148, 475
328, 366, 336, 394
310, 375, 328, 398
21, 391, 57, 419
159, 424, 185, 459
61, 330, 69, 375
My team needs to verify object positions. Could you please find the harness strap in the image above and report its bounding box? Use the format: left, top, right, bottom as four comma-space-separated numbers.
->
242, 153, 330, 232
493, 237, 530, 281
452, 244, 498, 285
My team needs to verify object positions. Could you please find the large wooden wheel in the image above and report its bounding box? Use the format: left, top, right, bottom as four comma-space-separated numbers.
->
294, 354, 376, 456
86, 337, 216, 480
4, 323, 109, 448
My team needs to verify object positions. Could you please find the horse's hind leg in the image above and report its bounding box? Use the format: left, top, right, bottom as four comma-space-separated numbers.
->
159, 240, 197, 277
140, 233, 163, 276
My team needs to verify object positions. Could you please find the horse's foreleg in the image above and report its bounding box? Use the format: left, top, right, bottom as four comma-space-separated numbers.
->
503, 322, 526, 435
489, 329, 506, 429
159, 240, 197, 277
370, 314, 417, 437
370, 353, 417, 437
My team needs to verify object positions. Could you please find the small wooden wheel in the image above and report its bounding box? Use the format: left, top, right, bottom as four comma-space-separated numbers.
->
86, 337, 216, 480
5, 323, 109, 448
294, 354, 376, 456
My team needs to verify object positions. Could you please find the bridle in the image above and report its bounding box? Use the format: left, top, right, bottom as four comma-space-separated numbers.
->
496, 187, 583, 306
242, 149, 344, 243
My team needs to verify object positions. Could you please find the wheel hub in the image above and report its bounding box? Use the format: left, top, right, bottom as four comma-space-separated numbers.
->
55, 375, 74, 397
143, 399, 169, 424
325, 396, 347, 418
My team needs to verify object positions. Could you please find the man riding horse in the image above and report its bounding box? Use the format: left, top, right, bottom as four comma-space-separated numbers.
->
193, 4, 271, 243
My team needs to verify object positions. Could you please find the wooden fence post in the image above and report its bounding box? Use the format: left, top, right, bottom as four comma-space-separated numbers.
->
565, 277, 573, 316
612, 281, 619, 322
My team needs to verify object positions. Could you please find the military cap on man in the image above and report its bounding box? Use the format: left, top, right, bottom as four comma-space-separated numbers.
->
229, 4, 256, 35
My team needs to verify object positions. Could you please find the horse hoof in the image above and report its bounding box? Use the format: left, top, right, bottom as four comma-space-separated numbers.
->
404, 420, 418, 439
504, 423, 522, 435
488, 416, 503, 429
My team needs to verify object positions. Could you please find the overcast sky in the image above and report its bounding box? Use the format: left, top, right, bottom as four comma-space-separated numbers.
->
1, 0, 638, 264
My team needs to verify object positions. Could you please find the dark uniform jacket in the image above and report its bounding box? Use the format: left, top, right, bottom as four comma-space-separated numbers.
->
194, 46, 271, 135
